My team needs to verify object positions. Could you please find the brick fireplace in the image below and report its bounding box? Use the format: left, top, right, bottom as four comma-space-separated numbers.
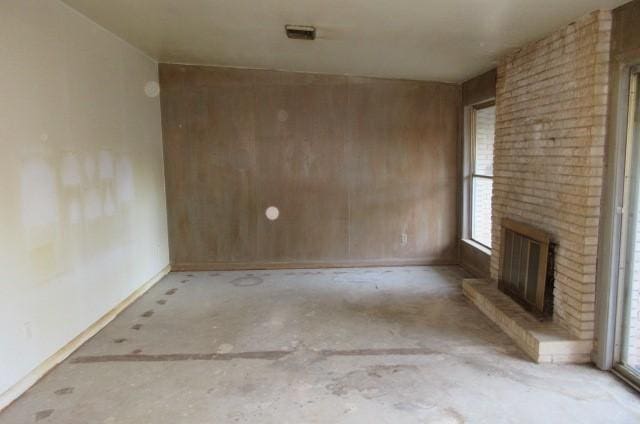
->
464, 10, 612, 363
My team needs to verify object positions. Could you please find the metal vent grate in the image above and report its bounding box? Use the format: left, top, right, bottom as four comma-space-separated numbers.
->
285, 25, 316, 40
499, 218, 554, 317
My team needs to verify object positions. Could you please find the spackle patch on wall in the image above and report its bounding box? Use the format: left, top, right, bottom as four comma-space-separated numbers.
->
61, 153, 82, 187
20, 157, 61, 281
83, 154, 97, 182
116, 156, 134, 204
98, 150, 114, 180
83, 188, 102, 221
103, 188, 116, 216
20, 157, 59, 228
68, 198, 81, 224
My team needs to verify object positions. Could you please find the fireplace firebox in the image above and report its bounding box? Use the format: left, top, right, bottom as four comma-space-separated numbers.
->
498, 218, 555, 318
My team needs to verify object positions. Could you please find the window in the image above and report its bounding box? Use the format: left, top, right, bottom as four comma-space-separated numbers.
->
614, 68, 640, 385
470, 102, 495, 248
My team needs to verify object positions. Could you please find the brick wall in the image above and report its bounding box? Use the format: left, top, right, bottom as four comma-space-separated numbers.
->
491, 11, 612, 340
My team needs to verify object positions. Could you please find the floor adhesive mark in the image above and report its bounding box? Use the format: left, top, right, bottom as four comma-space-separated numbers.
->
35, 410, 53, 421
165, 288, 177, 295
443, 407, 466, 424
156, 299, 167, 305
320, 347, 438, 357
113, 338, 127, 344
131, 324, 142, 330
141, 310, 154, 318
216, 343, 234, 354
71, 350, 293, 363
53, 387, 73, 396
229, 276, 263, 287
70, 347, 439, 364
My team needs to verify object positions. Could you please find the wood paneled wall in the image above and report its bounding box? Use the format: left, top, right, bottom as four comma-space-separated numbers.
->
159, 64, 460, 269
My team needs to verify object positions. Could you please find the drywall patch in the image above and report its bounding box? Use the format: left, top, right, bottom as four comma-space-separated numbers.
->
20, 157, 59, 228
61, 153, 82, 187
103, 188, 115, 216
115, 156, 134, 204
83, 154, 96, 182
83, 188, 102, 221
98, 150, 114, 180
68, 198, 81, 224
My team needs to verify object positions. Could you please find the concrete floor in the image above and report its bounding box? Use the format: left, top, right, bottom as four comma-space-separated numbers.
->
1, 266, 639, 423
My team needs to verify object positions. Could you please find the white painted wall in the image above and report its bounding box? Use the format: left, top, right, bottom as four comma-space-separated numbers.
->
0, 0, 169, 395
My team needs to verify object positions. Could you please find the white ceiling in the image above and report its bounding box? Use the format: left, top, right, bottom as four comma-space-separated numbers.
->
61, 0, 628, 83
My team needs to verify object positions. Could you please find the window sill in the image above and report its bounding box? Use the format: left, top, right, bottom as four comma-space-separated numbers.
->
462, 239, 491, 256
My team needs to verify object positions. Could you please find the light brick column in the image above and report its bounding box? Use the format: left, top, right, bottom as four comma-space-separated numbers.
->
490, 11, 612, 341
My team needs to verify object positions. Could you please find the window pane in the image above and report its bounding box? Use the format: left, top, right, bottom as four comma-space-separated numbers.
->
474, 105, 495, 176
620, 72, 640, 375
472, 177, 492, 247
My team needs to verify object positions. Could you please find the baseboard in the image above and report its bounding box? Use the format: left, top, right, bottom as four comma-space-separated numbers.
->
171, 258, 457, 271
0, 264, 171, 412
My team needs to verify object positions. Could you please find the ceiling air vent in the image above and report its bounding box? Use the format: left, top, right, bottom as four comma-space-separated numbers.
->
285, 25, 316, 40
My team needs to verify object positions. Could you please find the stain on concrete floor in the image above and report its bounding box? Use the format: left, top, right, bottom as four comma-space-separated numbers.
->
1, 266, 639, 424
52, 388, 73, 396
229, 276, 263, 287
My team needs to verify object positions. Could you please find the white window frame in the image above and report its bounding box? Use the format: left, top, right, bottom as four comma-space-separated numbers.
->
594, 61, 640, 393
612, 67, 640, 388
468, 100, 495, 250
